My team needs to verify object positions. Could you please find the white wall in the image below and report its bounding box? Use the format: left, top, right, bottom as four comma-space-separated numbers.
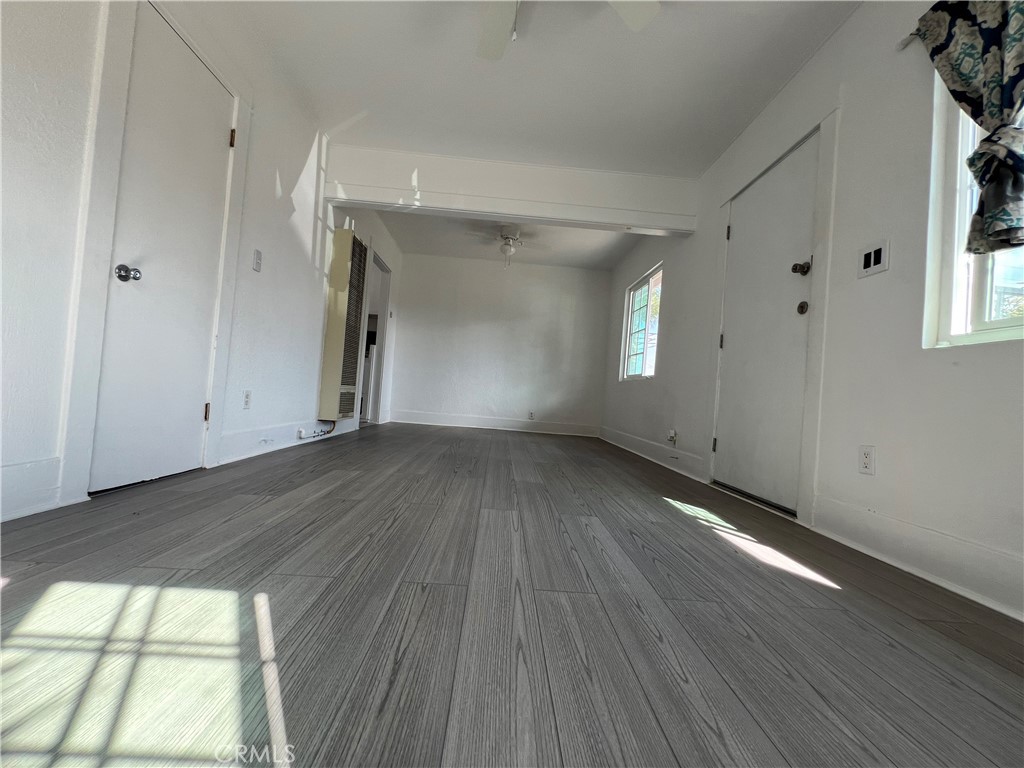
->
602, 2, 1024, 617
186, 0, 328, 463
393, 254, 608, 435
1, 2, 104, 515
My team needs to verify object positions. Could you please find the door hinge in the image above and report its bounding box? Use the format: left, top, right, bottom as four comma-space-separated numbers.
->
712, 437, 717, 452
229, 128, 236, 148
726, 225, 731, 240
204, 402, 211, 422
719, 333, 724, 349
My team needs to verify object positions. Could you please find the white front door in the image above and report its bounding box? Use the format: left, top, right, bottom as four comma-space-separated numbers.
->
713, 133, 818, 512
90, 3, 234, 491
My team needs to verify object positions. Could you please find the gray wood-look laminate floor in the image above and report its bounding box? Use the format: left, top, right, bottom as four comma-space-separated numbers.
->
2, 423, 1021, 767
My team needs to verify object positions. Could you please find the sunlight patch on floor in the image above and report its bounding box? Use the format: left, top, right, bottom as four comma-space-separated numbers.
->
1, 582, 248, 765
715, 530, 841, 589
663, 497, 840, 589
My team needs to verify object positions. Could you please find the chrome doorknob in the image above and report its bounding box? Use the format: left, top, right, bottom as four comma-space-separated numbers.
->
114, 264, 142, 282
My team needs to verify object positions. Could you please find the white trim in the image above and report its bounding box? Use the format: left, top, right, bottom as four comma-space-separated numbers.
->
2, 458, 65, 522
811, 495, 1024, 621
56, 2, 138, 508
600, 427, 707, 481
216, 417, 359, 466
927, 78, 1024, 347
392, 411, 600, 437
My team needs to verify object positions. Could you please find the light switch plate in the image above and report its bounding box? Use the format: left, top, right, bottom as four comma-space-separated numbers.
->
253, 249, 262, 273
858, 241, 888, 278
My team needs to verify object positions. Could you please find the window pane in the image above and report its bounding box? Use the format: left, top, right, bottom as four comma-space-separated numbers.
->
633, 285, 649, 311
989, 248, 1024, 321
629, 330, 645, 355
626, 354, 642, 376
632, 308, 646, 332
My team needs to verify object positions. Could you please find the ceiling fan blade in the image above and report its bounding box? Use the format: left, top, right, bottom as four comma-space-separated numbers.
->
609, 1, 660, 32
477, 2, 518, 60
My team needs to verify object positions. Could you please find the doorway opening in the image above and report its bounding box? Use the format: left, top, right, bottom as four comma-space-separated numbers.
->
360, 253, 392, 424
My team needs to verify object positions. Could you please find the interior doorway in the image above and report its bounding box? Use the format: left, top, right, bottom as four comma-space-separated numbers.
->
712, 132, 819, 514
360, 253, 392, 424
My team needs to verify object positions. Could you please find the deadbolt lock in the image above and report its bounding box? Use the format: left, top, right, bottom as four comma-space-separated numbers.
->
791, 261, 812, 276
797, 301, 809, 315
114, 264, 142, 282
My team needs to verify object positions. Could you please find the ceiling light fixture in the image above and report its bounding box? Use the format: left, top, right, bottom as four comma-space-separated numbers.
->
499, 237, 517, 268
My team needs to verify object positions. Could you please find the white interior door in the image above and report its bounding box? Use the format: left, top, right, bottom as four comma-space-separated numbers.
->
90, 3, 234, 491
714, 133, 818, 512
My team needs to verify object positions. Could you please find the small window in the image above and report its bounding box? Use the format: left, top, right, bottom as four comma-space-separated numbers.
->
934, 96, 1024, 345
622, 267, 662, 379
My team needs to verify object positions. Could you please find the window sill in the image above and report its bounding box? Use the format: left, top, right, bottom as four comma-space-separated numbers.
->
619, 375, 656, 382
933, 325, 1024, 348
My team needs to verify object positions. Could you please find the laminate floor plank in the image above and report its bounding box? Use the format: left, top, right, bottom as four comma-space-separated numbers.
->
669, 600, 920, 766
252, 504, 437, 765
668, 597, 995, 767
516, 481, 596, 593
317, 582, 466, 767
562, 515, 786, 767
405, 476, 483, 585
481, 459, 517, 511
792, 605, 1023, 766
924, 620, 1024, 676
536, 591, 678, 767
141, 470, 361, 571
533, 462, 591, 516
442, 508, 560, 767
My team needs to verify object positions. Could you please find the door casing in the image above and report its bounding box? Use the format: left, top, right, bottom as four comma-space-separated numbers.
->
710, 112, 840, 523
58, 2, 254, 504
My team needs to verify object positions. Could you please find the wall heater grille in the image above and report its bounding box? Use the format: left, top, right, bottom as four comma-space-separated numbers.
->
318, 229, 368, 420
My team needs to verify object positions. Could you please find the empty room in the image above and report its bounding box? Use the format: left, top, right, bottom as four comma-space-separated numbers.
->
2, 1, 1023, 766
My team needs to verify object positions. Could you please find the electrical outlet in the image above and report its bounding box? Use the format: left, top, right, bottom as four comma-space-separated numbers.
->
858, 445, 875, 475
252, 249, 262, 272
528, 411, 535, 420
242, 390, 252, 410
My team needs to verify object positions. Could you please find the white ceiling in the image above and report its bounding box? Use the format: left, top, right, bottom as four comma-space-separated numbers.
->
375, 211, 645, 270
232, 1, 855, 177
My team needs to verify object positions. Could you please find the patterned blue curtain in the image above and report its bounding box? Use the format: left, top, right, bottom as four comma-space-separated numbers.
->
915, 1, 1024, 253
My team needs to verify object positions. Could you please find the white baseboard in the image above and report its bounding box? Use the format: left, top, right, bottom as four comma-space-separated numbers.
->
599, 426, 707, 481
812, 495, 1023, 621
214, 416, 360, 465
392, 410, 599, 437
1, 457, 63, 522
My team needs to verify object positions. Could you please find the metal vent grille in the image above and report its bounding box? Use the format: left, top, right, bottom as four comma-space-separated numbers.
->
337, 237, 367, 416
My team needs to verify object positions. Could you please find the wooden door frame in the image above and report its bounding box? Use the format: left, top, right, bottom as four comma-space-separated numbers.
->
60, 2, 253, 502
709, 111, 839, 523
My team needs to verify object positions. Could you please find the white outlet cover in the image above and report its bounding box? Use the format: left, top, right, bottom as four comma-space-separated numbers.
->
858, 241, 888, 278
858, 445, 875, 475
253, 249, 262, 272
